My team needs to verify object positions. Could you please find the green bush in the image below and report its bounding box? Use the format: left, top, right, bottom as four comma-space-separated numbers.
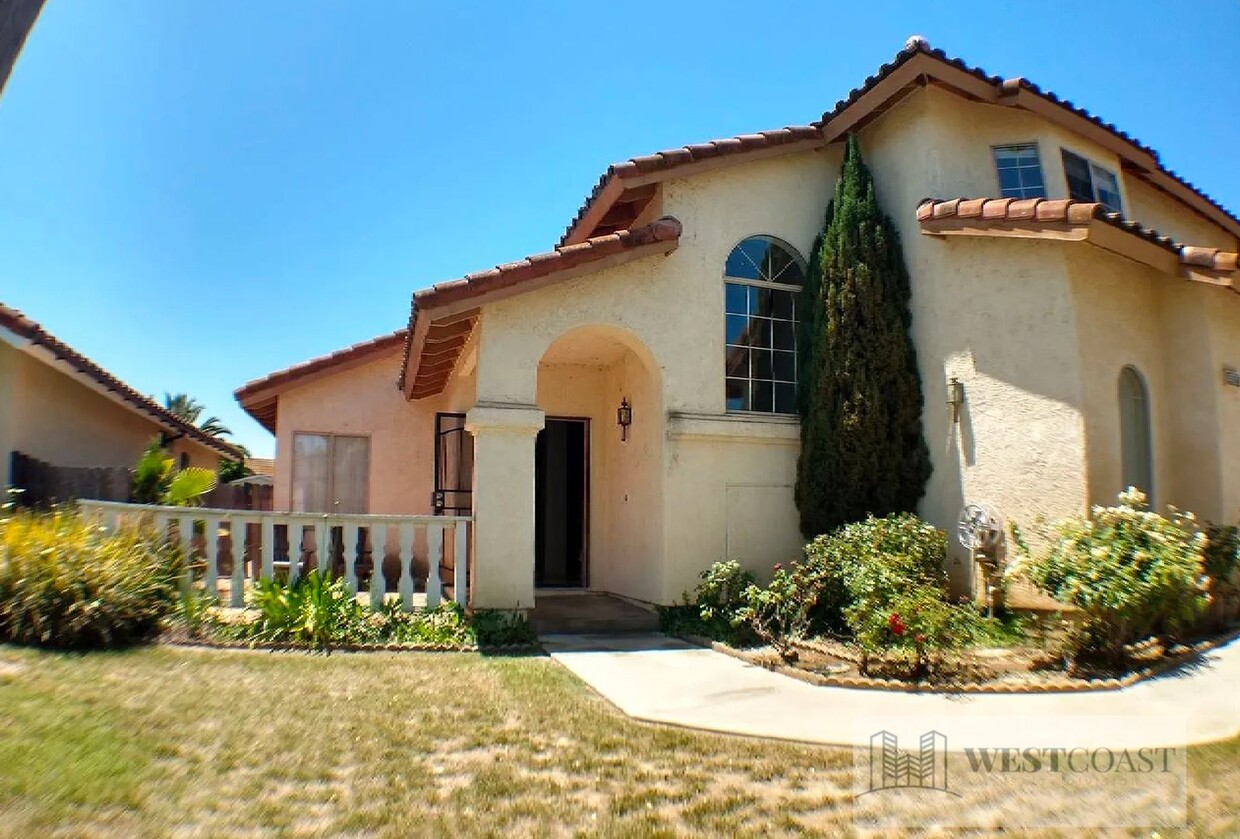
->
738, 514, 948, 649
245, 570, 364, 647
235, 570, 535, 648
0, 508, 181, 649
658, 560, 759, 646
737, 514, 980, 674
1203, 522, 1240, 584
1011, 489, 1209, 666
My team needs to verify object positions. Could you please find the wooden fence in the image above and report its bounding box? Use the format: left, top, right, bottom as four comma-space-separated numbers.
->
8, 451, 271, 511
8, 451, 131, 506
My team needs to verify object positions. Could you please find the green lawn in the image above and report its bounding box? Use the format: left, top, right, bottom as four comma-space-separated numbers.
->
0, 645, 1236, 837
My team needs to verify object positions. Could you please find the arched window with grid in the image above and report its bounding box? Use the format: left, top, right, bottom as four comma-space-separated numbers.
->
724, 235, 806, 414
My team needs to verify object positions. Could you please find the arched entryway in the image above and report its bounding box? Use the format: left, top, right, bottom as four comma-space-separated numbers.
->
534, 324, 664, 603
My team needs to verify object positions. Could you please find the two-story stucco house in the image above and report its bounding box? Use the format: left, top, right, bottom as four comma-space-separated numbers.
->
236, 40, 1240, 611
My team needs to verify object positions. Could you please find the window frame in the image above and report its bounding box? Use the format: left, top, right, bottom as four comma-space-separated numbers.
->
289, 431, 371, 514
1060, 148, 1124, 213
991, 142, 1048, 200
723, 234, 806, 417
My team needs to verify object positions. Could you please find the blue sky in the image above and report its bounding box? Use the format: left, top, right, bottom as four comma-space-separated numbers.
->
1, 1, 1237, 458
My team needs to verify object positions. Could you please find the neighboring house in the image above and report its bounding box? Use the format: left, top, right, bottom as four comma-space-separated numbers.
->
0, 0, 45, 100
0, 303, 242, 489
236, 40, 1240, 610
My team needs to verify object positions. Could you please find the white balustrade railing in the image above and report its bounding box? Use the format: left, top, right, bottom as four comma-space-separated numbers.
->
77, 500, 471, 611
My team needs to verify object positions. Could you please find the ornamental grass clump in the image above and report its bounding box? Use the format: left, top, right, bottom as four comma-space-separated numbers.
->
0, 507, 181, 649
1011, 489, 1209, 667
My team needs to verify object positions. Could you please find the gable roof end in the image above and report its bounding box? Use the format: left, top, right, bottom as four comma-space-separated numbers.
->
0, 302, 243, 460
560, 38, 1240, 249
234, 328, 408, 433
399, 217, 682, 398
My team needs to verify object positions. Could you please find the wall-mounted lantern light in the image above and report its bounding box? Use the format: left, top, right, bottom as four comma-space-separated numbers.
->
947, 377, 965, 425
617, 397, 633, 442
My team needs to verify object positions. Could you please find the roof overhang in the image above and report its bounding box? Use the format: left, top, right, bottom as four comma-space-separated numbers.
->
918, 197, 1239, 292
234, 329, 407, 433
400, 217, 683, 399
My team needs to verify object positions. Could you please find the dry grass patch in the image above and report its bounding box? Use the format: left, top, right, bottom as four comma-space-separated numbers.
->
0, 644, 1235, 837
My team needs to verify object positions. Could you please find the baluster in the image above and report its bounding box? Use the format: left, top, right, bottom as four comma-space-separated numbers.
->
343, 523, 360, 594
289, 524, 302, 585
179, 514, 195, 593
229, 516, 245, 607
454, 522, 469, 607
261, 516, 274, 581
426, 524, 443, 609
317, 515, 330, 575
370, 525, 388, 610
204, 516, 221, 601
398, 523, 414, 611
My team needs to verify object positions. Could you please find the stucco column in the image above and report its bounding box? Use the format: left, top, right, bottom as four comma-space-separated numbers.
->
465, 402, 545, 610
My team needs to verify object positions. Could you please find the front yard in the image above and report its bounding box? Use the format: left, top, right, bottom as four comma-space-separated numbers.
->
1, 645, 1239, 837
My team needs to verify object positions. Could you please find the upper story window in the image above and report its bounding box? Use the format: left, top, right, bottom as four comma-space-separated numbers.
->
292, 433, 369, 513
724, 235, 805, 415
992, 144, 1047, 199
1061, 149, 1123, 213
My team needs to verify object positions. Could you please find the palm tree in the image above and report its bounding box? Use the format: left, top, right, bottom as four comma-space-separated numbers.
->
163, 392, 236, 443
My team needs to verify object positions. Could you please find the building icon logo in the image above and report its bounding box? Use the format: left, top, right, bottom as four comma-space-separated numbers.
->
861, 729, 958, 797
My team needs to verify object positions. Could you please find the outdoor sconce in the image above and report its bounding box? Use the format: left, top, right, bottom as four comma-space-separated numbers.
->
947, 377, 965, 425
617, 397, 633, 442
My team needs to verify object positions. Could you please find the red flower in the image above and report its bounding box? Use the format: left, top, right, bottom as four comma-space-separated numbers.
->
888, 613, 906, 636
914, 633, 926, 644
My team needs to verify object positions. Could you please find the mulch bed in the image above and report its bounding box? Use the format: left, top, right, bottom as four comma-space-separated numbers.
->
679, 627, 1240, 694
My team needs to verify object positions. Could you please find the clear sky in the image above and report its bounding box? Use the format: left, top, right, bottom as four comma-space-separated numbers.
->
1, 1, 1237, 458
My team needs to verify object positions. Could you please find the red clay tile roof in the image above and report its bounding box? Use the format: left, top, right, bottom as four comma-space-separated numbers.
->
399, 217, 683, 397
559, 128, 821, 245
917, 196, 1179, 249
234, 328, 407, 432
917, 197, 1239, 291
0, 302, 243, 460
245, 457, 275, 478
561, 38, 1240, 248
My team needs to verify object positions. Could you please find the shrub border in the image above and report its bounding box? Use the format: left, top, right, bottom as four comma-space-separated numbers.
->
160, 636, 543, 654
677, 627, 1240, 694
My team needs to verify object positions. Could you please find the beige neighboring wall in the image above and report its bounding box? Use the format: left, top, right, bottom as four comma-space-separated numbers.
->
1, 341, 220, 476
272, 345, 476, 515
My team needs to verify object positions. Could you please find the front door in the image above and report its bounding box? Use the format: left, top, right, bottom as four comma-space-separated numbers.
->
534, 418, 588, 587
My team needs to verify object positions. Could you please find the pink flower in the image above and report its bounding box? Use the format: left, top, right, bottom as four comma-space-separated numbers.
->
773, 563, 783, 572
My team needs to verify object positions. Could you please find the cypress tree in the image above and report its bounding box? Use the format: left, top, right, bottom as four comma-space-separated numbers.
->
795, 134, 931, 537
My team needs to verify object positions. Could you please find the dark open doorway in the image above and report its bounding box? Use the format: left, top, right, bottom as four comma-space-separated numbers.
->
535, 418, 588, 588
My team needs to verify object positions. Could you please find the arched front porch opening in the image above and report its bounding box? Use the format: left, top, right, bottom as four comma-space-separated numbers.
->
534, 324, 664, 604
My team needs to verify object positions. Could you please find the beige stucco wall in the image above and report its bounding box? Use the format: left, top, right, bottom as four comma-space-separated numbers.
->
272, 347, 475, 515
473, 149, 839, 603
858, 87, 1095, 591
1124, 177, 1237, 253
0, 341, 220, 484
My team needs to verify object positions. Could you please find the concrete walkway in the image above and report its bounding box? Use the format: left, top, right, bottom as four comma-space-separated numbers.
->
542, 633, 1240, 749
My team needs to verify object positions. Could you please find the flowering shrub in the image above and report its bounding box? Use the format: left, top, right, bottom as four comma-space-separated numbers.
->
736, 514, 980, 673
1010, 489, 1209, 666
657, 560, 759, 646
